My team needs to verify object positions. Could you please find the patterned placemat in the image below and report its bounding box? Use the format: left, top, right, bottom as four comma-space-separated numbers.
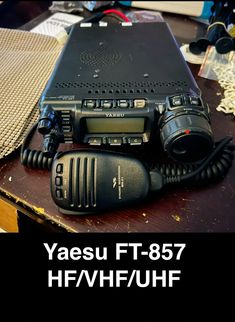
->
0, 28, 63, 159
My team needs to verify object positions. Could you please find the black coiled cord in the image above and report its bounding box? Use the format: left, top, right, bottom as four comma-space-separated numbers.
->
21, 123, 234, 188
20, 123, 54, 170
156, 137, 234, 185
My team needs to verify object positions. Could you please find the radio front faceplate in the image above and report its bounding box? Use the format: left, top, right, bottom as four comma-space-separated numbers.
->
42, 92, 207, 147
46, 97, 159, 146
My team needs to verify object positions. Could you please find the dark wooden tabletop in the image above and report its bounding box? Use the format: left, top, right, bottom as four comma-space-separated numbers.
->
1, 9, 235, 232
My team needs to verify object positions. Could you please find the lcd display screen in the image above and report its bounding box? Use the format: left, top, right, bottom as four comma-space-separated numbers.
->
86, 118, 145, 133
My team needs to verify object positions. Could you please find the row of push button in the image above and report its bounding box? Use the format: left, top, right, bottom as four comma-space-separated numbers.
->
83, 99, 145, 109
88, 137, 143, 146
55, 164, 63, 199
170, 95, 201, 108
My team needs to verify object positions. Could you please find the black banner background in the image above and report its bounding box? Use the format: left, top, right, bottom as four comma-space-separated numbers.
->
0, 233, 234, 322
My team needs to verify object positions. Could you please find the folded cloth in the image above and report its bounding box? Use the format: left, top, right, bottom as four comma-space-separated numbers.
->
0, 28, 63, 159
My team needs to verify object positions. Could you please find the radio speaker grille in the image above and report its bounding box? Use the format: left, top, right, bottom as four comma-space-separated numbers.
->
80, 46, 122, 67
55, 80, 188, 95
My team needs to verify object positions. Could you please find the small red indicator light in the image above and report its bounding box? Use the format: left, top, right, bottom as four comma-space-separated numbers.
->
185, 129, 190, 134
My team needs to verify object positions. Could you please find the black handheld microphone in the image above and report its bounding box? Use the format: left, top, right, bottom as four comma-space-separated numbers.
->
51, 138, 234, 215
51, 150, 150, 215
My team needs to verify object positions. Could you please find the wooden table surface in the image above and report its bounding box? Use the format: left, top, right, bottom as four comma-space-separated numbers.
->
1, 11, 235, 232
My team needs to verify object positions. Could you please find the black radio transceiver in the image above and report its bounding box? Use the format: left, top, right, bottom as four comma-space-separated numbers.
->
38, 22, 213, 163
21, 21, 234, 215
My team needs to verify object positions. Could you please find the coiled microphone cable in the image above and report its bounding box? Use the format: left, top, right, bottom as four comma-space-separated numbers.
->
20, 122, 55, 170
21, 122, 234, 189
150, 137, 234, 191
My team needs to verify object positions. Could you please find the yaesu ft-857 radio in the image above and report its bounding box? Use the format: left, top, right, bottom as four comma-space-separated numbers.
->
20, 21, 234, 215
37, 21, 213, 163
